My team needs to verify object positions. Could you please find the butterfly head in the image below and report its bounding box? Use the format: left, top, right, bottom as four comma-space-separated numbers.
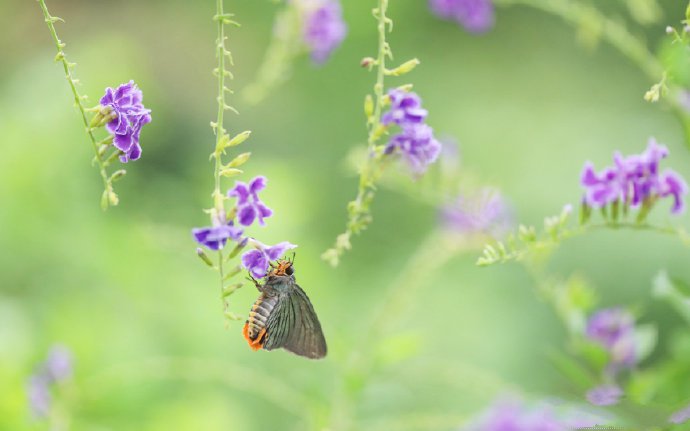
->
269, 259, 294, 277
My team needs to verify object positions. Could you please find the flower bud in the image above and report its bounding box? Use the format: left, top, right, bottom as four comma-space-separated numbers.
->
220, 168, 243, 177
226, 152, 251, 168
227, 130, 251, 147
385, 58, 420, 76
222, 283, 243, 297
364, 94, 374, 118
197, 248, 214, 267
360, 57, 375, 68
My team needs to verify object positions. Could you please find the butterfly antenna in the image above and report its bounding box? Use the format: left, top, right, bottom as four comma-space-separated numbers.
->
291, 252, 296, 265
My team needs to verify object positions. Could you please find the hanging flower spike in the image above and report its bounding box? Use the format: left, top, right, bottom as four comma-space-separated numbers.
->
585, 307, 636, 371
385, 123, 442, 175
428, 0, 495, 34
381, 89, 428, 126
192, 221, 243, 251
242, 240, 297, 278
99, 80, 152, 163
228, 176, 274, 227
303, 0, 348, 65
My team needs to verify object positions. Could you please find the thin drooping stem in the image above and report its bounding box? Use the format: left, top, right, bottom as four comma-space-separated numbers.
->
37, 0, 111, 203
493, 0, 663, 80
322, 0, 392, 266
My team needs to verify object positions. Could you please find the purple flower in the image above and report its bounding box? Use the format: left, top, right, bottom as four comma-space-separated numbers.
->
440, 188, 512, 236
242, 240, 297, 278
27, 345, 73, 420
100, 80, 152, 163
382, 89, 428, 126
192, 222, 243, 251
385, 123, 442, 175
586, 308, 636, 370
228, 176, 273, 227
463, 398, 602, 431
303, 0, 347, 64
429, 0, 495, 34
27, 376, 51, 419
580, 138, 687, 215
670, 403, 690, 424
43, 346, 72, 382
659, 170, 688, 214
586, 384, 623, 406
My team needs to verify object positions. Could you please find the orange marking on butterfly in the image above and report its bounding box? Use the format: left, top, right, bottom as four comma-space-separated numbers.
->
242, 321, 267, 351
270, 259, 292, 276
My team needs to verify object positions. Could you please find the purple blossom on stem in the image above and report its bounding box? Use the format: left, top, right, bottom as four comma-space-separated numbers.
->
381, 89, 441, 175
586, 384, 623, 406
382, 89, 428, 126
100, 80, 152, 163
669, 403, 690, 424
440, 188, 512, 236
585, 308, 636, 371
463, 397, 602, 431
242, 240, 297, 278
228, 176, 273, 227
192, 221, 243, 251
27, 376, 51, 419
43, 346, 73, 382
303, 0, 347, 64
385, 124, 441, 175
580, 138, 688, 215
27, 345, 73, 420
429, 0, 495, 34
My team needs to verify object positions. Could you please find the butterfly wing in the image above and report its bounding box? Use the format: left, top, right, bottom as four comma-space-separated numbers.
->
263, 284, 327, 359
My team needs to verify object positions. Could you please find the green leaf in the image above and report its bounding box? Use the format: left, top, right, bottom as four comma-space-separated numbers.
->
652, 271, 690, 325
548, 349, 597, 389
634, 324, 658, 363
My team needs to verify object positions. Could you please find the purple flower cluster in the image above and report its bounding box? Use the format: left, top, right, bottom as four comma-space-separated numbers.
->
429, 0, 495, 33
440, 188, 512, 236
382, 89, 441, 175
585, 307, 637, 372
302, 0, 347, 64
586, 384, 623, 406
581, 138, 687, 215
27, 346, 73, 419
192, 175, 296, 278
670, 403, 690, 424
100, 81, 152, 163
463, 398, 602, 430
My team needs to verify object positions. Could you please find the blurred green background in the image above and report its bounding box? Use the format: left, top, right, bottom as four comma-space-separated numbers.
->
2, 0, 690, 429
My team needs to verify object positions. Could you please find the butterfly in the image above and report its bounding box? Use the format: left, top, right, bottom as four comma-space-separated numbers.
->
243, 259, 327, 359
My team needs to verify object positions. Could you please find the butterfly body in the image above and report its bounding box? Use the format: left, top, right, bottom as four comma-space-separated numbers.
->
243, 260, 327, 359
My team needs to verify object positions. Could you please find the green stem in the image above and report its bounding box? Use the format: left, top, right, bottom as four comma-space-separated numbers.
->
494, 0, 664, 81
214, 0, 229, 313
37, 0, 111, 205
322, 0, 391, 266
